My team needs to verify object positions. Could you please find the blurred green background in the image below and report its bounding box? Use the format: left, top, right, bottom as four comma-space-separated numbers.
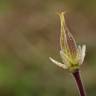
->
0, 0, 96, 96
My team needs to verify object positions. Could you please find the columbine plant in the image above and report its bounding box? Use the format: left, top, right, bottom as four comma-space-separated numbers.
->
49, 12, 86, 96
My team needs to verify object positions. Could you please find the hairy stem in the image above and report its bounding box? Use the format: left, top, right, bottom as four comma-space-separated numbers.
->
73, 70, 86, 96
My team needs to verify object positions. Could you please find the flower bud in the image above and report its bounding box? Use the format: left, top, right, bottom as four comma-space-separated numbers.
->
49, 12, 86, 73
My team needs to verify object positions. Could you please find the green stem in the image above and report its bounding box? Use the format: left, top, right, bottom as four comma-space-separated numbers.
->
73, 70, 86, 96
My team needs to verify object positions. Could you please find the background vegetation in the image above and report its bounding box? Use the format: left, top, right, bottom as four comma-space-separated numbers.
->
0, 0, 96, 96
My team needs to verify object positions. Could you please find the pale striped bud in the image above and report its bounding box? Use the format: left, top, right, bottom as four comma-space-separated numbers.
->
49, 12, 86, 72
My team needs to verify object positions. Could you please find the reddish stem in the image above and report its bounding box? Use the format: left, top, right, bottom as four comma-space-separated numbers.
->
73, 70, 86, 96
